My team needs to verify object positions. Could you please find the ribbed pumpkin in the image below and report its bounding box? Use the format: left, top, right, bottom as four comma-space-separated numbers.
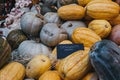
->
0, 62, 25, 80
20, 12, 44, 37
82, 72, 98, 80
12, 40, 52, 65
57, 47, 90, 80
44, 12, 61, 23
39, 70, 61, 80
109, 14, 120, 26
26, 55, 51, 79
88, 20, 112, 38
7, 29, 27, 50
86, 0, 119, 20
72, 27, 101, 47
77, 0, 91, 6
0, 36, 11, 69
40, 23, 67, 47
58, 5, 85, 20
61, 21, 86, 39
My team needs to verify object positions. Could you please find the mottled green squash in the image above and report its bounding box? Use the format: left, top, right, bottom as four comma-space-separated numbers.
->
0, 36, 11, 69
89, 40, 120, 80
7, 29, 27, 50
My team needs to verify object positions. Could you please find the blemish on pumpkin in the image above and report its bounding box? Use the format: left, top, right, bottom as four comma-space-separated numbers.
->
41, 59, 46, 62
105, 25, 108, 28
61, 72, 66, 78
28, 66, 30, 69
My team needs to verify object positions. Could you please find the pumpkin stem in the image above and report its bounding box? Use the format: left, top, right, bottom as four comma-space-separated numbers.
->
51, 6, 58, 10
68, 23, 73, 27
35, 5, 41, 14
57, 23, 61, 28
36, 14, 44, 20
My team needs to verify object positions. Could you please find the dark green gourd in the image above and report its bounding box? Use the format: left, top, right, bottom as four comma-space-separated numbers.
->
0, 36, 11, 69
7, 29, 27, 50
89, 40, 120, 80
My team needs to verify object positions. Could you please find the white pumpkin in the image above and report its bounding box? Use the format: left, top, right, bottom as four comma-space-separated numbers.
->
20, 12, 44, 37
40, 23, 68, 47
11, 40, 52, 65
44, 12, 61, 23
61, 21, 86, 39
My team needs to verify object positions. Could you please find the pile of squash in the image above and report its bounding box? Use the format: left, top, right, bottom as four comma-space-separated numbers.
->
0, 0, 120, 80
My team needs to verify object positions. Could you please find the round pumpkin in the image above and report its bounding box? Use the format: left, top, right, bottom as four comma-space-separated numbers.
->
39, 70, 61, 80
20, 12, 44, 37
86, 0, 119, 20
109, 24, 120, 45
11, 40, 51, 65
61, 21, 86, 39
72, 27, 101, 47
0, 36, 11, 69
109, 14, 120, 26
40, 23, 68, 47
44, 12, 61, 23
58, 47, 90, 80
26, 55, 51, 79
88, 20, 112, 38
7, 29, 27, 50
0, 62, 25, 80
58, 5, 85, 20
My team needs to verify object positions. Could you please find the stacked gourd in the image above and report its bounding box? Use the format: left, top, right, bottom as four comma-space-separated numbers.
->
0, 0, 120, 80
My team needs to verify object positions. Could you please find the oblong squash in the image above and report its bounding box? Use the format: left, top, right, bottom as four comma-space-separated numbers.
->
88, 20, 112, 38
72, 27, 101, 47
39, 70, 61, 80
109, 14, 120, 26
58, 47, 90, 80
58, 5, 85, 20
86, 0, 119, 20
0, 62, 25, 80
82, 72, 98, 80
